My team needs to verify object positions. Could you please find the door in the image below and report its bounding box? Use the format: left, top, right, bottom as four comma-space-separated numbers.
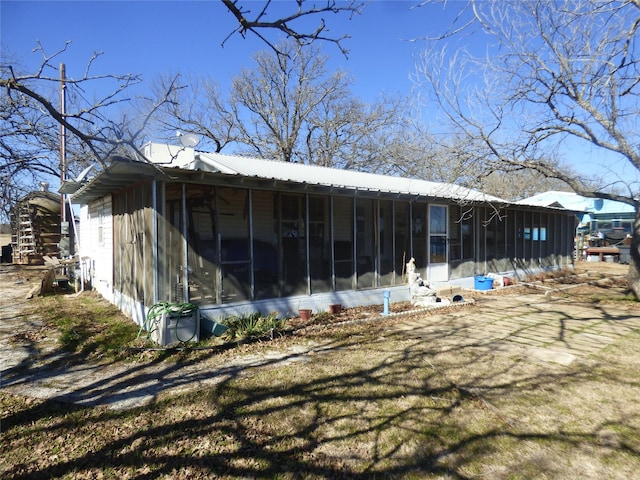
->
428, 204, 449, 282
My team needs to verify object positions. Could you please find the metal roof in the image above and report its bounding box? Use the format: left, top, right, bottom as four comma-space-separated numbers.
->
69, 157, 164, 204
193, 150, 508, 203
518, 191, 635, 215
69, 143, 580, 212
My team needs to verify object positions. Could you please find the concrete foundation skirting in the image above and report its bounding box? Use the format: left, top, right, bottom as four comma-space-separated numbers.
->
108, 265, 568, 332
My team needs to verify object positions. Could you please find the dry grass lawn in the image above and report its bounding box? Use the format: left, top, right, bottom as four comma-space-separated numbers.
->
1, 261, 639, 479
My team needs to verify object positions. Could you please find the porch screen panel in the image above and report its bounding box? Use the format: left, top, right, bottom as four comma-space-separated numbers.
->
333, 196, 354, 291
550, 213, 558, 264
356, 198, 375, 289
491, 209, 507, 271
142, 182, 154, 305
515, 210, 525, 264
449, 205, 462, 262
378, 200, 394, 286
449, 205, 474, 261
394, 201, 410, 284
185, 184, 217, 304
112, 192, 124, 299
162, 183, 185, 303
218, 188, 250, 303
477, 207, 487, 266
309, 195, 331, 293
524, 211, 533, 262
532, 211, 541, 267
411, 202, 427, 275
280, 193, 307, 296
252, 190, 278, 299
463, 211, 474, 262
448, 204, 475, 279
553, 213, 562, 265
496, 212, 506, 260
539, 212, 550, 266
506, 209, 516, 262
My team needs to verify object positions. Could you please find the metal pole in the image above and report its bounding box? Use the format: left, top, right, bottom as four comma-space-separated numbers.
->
181, 183, 189, 302
59, 63, 67, 223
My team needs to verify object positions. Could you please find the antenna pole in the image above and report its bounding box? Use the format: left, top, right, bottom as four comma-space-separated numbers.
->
59, 63, 67, 223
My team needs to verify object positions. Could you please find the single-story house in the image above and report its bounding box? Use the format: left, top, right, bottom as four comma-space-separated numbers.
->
65, 143, 577, 331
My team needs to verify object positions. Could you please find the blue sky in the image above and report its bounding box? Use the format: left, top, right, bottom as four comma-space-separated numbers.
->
1, 0, 630, 186
2, 1, 439, 102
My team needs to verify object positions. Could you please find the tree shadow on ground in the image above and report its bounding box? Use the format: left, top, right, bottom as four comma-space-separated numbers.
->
2, 286, 640, 479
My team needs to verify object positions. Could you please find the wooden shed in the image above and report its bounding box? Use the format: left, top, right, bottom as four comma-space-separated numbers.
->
11, 186, 63, 265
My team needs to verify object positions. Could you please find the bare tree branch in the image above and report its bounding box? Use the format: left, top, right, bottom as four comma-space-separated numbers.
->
415, 0, 640, 295
220, 0, 365, 57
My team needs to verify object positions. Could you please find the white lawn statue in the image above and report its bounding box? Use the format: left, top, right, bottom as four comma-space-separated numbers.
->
406, 257, 437, 307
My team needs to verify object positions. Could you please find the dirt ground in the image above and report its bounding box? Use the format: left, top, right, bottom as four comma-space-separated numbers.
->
0, 265, 55, 373
2, 260, 640, 479
0, 259, 635, 410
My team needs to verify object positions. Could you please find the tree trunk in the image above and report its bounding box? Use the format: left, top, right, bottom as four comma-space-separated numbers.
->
628, 205, 640, 298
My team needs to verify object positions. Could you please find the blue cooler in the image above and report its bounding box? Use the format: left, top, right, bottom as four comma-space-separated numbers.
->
474, 275, 493, 290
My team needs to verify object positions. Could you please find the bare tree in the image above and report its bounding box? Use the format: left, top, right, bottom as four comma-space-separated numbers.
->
306, 92, 406, 170
478, 169, 572, 201
226, 39, 405, 167
370, 123, 566, 199
414, 0, 640, 296
2, 44, 156, 160
0, 1, 365, 221
229, 40, 348, 162
220, 0, 365, 56
150, 74, 237, 153
0, 81, 60, 218
0, 43, 165, 220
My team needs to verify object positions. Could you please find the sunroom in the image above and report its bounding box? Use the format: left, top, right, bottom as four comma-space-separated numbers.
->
70, 143, 576, 329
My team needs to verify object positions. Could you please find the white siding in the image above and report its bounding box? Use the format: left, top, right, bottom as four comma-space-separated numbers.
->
81, 196, 113, 301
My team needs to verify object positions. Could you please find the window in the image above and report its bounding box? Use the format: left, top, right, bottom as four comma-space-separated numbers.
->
97, 204, 104, 246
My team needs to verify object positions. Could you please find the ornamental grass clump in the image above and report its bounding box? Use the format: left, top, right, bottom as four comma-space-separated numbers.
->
221, 312, 285, 342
